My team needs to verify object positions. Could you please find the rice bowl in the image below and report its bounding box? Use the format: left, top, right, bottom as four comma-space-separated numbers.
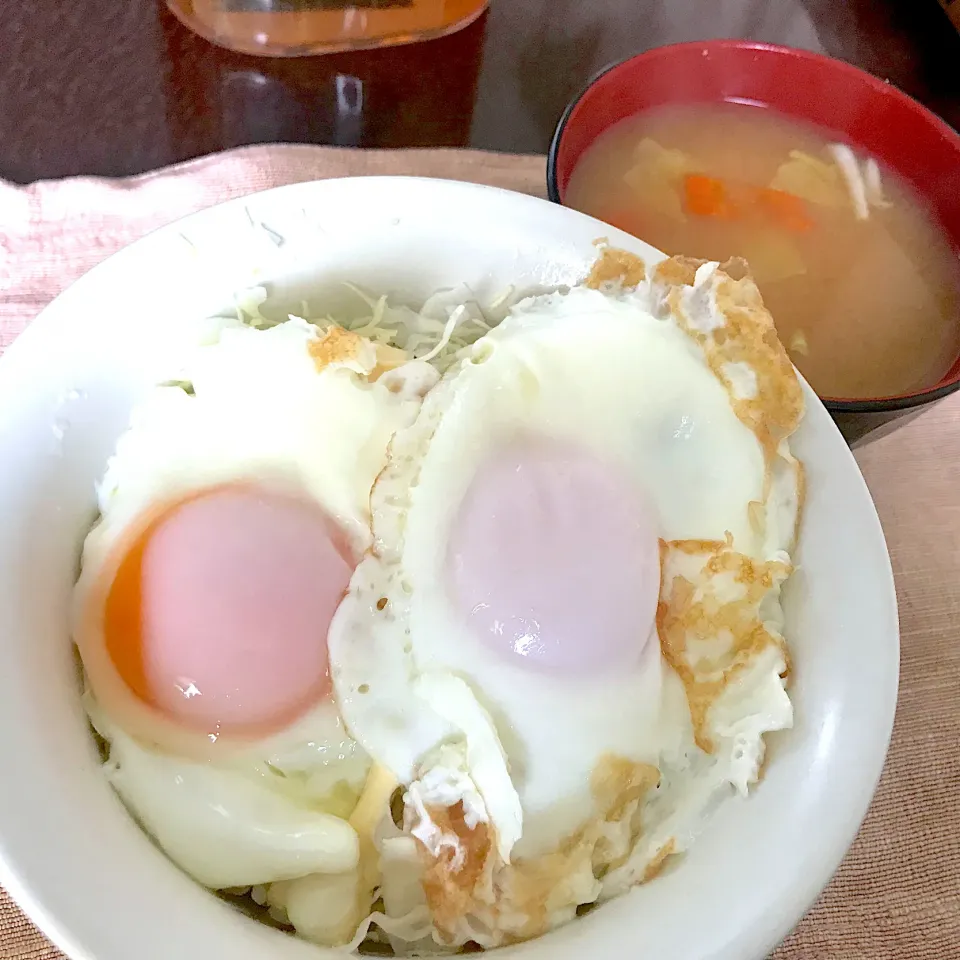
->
0, 178, 898, 960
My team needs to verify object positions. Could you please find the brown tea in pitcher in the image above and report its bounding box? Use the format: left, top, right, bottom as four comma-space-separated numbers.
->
166, 0, 488, 57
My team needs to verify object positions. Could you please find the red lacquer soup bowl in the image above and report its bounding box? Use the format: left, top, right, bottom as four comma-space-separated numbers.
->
547, 40, 960, 444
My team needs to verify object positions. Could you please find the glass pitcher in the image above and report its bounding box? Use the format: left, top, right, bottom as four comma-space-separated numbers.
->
165, 0, 489, 57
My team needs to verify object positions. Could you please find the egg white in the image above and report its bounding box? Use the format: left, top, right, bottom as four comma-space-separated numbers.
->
86, 315, 408, 562
89, 696, 366, 888
76, 316, 428, 890
332, 287, 774, 857
329, 270, 800, 949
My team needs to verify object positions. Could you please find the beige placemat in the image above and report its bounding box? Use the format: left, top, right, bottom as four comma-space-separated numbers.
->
1, 144, 958, 959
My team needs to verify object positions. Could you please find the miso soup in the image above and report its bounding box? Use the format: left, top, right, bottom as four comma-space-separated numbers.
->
565, 103, 960, 399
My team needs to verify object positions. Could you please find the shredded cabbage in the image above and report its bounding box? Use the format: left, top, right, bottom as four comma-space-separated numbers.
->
274, 281, 529, 374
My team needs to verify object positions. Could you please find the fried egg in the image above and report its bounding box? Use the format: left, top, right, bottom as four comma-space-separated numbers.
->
327, 255, 803, 949
74, 316, 437, 896
74, 253, 804, 955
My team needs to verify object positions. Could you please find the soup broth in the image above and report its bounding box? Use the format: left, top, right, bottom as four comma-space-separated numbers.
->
565, 103, 960, 399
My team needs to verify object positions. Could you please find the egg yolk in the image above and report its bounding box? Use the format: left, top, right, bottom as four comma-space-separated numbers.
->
103, 484, 354, 737
446, 435, 660, 672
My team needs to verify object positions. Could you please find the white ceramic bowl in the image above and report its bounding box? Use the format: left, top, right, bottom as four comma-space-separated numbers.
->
0, 178, 898, 960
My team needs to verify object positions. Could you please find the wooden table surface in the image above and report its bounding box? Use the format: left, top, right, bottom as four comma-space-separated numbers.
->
1, 0, 958, 184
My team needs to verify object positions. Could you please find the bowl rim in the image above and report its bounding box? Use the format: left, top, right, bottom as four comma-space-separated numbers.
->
545, 38, 960, 415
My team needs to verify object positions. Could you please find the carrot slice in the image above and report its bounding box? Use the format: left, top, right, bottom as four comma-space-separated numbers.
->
683, 174, 814, 233
755, 187, 815, 233
683, 175, 739, 219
